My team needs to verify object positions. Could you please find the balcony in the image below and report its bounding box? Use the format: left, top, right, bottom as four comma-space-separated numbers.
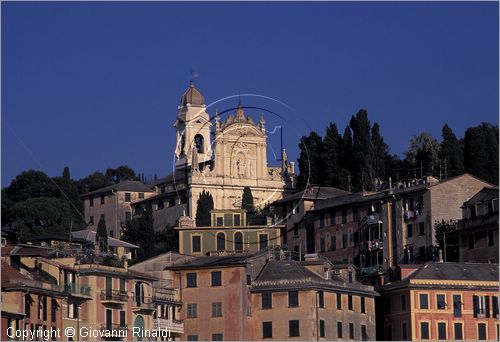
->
132, 296, 155, 311
359, 265, 383, 276
100, 289, 129, 304
61, 283, 92, 298
153, 318, 184, 334
366, 213, 382, 226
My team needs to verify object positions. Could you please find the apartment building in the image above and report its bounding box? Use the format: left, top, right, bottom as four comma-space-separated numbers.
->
457, 186, 499, 263
379, 262, 499, 341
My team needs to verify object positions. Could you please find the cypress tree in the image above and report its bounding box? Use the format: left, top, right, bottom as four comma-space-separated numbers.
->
322, 123, 342, 187
296, 132, 323, 189
440, 124, 464, 178
464, 123, 499, 184
340, 125, 353, 191
241, 186, 255, 213
195, 190, 214, 226
350, 110, 373, 191
62, 166, 71, 181
371, 122, 390, 184
96, 216, 108, 253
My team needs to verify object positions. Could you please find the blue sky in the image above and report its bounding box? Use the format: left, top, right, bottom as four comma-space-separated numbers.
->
2, 2, 498, 186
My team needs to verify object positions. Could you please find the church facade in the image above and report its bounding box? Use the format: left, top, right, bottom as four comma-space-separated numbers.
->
132, 83, 295, 230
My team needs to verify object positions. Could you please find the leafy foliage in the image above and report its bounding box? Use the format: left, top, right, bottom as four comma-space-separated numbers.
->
434, 219, 459, 262
464, 123, 499, 184
405, 132, 441, 176
195, 190, 214, 226
241, 186, 255, 213
96, 216, 108, 253
122, 203, 156, 262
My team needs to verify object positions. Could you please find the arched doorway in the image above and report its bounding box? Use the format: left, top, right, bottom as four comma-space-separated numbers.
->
133, 315, 144, 341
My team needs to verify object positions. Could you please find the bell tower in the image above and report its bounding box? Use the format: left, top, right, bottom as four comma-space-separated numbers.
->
173, 82, 212, 169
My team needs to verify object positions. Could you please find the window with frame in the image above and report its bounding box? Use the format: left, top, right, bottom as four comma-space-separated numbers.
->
402, 322, 408, 341
89, 198, 94, 207
420, 322, 429, 339
341, 210, 347, 224
342, 234, 347, 248
289, 320, 300, 337
488, 230, 495, 246
187, 304, 197, 318
418, 222, 425, 236
125, 193, 131, 202
263, 322, 273, 339
419, 294, 429, 309
212, 302, 223, 317
320, 238, 325, 252
192, 236, 201, 253
234, 214, 241, 226
349, 323, 354, 339
473, 295, 489, 317
478, 323, 487, 340
453, 294, 462, 317
361, 324, 367, 341
293, 223, 299, 236
119, 310, 126, 327
337, 293, 342, 309
262, 292, 272, 309
318, 291, 324, 308
259, 234, 268, 250
187, 335, 198, 341
50, 299, 57, 323
319, 320, 325, 338
211, 271, 222, 286
25, 295, 31, 317
407, 224, 413, 238
348, 295, 353, 310
438, 322, 446, 340
223, 213, 233, 226
288, 291, 299, 307
337, 322, 343, 338
437, 294, 446, 310
186, 273, 197, 288
331, 235, 336, 251
454, 323, 463, 340
138, 192, 144, 199
101, 195, 105, 205
401, 294, 407, 311
216, 232, 226, 251
361, 296, 365, 313
492, 296, 498, 318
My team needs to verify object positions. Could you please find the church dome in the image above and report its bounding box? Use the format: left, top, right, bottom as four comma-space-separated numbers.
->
180, 83, 205, 107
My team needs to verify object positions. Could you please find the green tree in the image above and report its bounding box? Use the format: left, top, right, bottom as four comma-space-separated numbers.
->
241, 186, 255, 213
350, 110, 373, 191
62, 166, 71, 181
96, 216, 108, 253
371, 122, 390, 183
11, 197, 73, 241
195, 191, 214, 226
5, 170, 59, 202
405, 132, 441, 177
440, 124, 464, 178
435, 220, 459, 262
122, 203, 155, 261
105, 165, 137, 183
464, 123, 499, 184
322, 123, 342, 187
155, 224, 179, 252
77, 172, 113, 193
296, 132, 323, 189
339, 125, 354, 191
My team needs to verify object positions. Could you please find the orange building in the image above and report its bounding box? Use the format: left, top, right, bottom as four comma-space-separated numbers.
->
379, 262, 499, 341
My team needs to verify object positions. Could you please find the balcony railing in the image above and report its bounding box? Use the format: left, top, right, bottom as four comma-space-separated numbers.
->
133, 296, 154, 310
100, 289, 129, 302
100, 323, 128, 332
61, 283, 92, 297
366, 213, 382, 226
153, 318, 184, 333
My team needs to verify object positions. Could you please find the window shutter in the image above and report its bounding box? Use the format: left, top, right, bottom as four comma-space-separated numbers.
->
485, 296, 490, 318
493, 296, 498, 318
473, 295, 479, 317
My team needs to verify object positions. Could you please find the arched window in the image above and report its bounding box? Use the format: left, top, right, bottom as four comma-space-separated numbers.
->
234, 232, 243, 252
194, 134, 204, 153
216, 232, 226, 251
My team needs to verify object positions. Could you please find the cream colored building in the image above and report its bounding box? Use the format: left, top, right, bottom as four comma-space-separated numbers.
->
133, 83, 295, 230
